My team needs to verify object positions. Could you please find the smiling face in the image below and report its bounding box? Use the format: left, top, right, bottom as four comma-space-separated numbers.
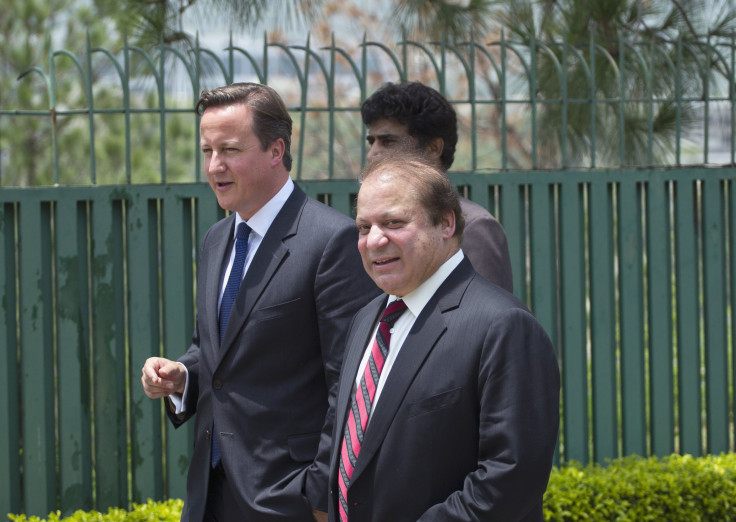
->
356, 167, 457, 296
200, 103, 288, 220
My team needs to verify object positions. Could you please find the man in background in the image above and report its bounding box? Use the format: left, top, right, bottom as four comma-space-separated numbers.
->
361, 81, 514, 291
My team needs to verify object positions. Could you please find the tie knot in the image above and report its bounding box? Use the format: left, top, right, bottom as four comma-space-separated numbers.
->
236, 222, 251, 240
381, 299, 407, 326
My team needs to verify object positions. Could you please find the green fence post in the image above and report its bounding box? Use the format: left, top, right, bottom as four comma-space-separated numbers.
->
675, 178, 703, 455
618, 179, 647, 456
702, 176, 729, 453
127, 189, 164, 503
647, 178, 675, 456
559, 179, 589, 463
529, 182, 558, 352
0, 203, 22, 515
589, 178, 618, 462
19, 200, 56, 515
161, 193, 195, 499
90, 196, 127, 510
56, 197, 93, 513
500, 182, 526, 301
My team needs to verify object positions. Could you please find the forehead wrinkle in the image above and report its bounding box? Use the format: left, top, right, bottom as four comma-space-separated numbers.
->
357, 195, 416, 224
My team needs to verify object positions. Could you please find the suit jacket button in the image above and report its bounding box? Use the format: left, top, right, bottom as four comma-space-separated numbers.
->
205, 429, 211, 440
213, 379, 222, 390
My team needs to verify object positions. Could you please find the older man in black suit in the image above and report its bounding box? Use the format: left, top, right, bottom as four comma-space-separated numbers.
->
329, 152, 559, 521
141, 83, 378, 521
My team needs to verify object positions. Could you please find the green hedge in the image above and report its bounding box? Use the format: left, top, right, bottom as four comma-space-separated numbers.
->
544, 453, 736, 521
6, 499, 183, 522
7, 454, 736, 521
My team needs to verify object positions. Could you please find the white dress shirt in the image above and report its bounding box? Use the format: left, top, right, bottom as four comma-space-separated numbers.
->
354, 249, 465, 415
218, 178, 294, 311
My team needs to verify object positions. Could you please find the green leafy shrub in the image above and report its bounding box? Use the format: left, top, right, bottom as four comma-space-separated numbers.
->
7, 499, 183, 522
7, 454, 736, 521
544, 453, 736, 521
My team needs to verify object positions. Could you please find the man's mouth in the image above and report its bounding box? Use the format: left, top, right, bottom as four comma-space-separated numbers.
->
374, 257, 398, 266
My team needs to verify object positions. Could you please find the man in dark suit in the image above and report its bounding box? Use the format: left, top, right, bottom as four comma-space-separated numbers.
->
361, 81, 514, 291
141, 83, 378, 521
328, 152, 559, 521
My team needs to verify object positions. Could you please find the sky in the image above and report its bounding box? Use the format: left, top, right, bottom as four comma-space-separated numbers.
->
183, 0, 397, 49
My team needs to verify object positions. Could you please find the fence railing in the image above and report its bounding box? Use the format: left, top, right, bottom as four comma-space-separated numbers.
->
1, 167, 735, 516
1, 32, 735, 186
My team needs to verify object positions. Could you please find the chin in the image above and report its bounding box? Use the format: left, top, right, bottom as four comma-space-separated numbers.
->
374, 281, 403, 296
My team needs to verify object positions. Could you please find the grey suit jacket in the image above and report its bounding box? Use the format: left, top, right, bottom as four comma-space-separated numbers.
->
169, 184, 379, 521
328, 259, 559, 522
460, 196, 514, 292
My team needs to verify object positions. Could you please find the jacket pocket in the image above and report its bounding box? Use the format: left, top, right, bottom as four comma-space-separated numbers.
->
407, 387, 463, 419
250, 298, 302, 324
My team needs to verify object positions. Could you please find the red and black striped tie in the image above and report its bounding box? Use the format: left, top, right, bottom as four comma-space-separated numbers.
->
338, 299, 408, 522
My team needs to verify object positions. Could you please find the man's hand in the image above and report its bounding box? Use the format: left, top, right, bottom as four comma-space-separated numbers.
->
312, 509, 328, 522
141, 357, 186, 399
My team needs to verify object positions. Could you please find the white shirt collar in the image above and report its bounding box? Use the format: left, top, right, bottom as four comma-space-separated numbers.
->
233, 178, 294, 238
387, 249, 464, 318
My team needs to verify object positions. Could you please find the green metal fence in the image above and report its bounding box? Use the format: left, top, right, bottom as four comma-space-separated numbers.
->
1, 33, 735, 517
2, 169, 734, 517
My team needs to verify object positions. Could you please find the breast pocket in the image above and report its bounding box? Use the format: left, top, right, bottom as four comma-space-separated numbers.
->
407, 387, 463, 419
250, 298, 303, 324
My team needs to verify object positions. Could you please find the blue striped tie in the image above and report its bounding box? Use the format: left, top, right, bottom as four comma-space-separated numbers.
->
212, 221, 251, 467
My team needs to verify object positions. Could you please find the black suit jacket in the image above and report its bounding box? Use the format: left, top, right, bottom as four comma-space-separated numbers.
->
169, 184, 379, 521
328, 259, 559, 521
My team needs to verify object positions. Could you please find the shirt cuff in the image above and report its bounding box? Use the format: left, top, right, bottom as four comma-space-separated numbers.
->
168, 362, 189, 414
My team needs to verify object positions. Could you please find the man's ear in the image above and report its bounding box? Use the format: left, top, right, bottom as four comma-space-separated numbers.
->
424, 137, 444, 163
270, 138, 286, 166
440, 209, 456, 239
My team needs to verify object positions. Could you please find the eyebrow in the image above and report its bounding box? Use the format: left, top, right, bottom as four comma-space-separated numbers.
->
368, 132, 401, 140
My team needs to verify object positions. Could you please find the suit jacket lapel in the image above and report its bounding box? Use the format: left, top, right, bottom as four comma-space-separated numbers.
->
217, 185, 307, 362
349, 260, 473, 484
202, 214, 235, 369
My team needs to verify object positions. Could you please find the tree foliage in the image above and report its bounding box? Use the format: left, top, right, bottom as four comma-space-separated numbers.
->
0, 0, 118, 185
492, 0, 736, 166
0, 0, 200, 185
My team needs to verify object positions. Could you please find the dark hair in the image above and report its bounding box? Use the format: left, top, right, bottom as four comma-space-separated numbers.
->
361, 82, 458, 171
195, 82, 293, 171
359, 151, 465, 240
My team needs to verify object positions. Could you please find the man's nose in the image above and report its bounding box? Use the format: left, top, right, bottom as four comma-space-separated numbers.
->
208, 152, 225, 172
366, 143, 382, 160
366, 225, 387, 248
